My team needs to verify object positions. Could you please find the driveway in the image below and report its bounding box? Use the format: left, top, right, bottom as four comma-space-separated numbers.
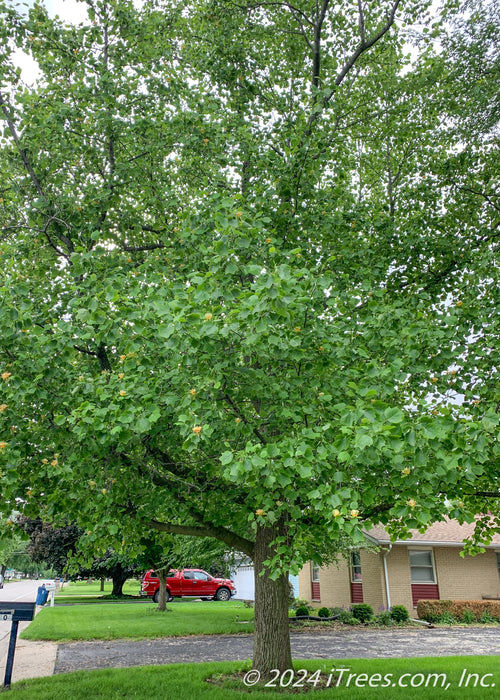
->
55, 627, 500, 674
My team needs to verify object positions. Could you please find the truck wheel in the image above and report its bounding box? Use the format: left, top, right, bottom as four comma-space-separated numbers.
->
167, 590, 174, 602
215, 587, 231, 601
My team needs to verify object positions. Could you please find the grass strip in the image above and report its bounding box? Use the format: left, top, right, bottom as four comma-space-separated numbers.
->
9, 657, 500, 699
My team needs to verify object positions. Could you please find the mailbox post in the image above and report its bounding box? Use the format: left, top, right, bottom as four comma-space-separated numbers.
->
45, 581, 56, 607
0, 603, 35, 688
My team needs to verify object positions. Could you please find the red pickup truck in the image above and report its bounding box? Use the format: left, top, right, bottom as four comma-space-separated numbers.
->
140, 568, 237, 602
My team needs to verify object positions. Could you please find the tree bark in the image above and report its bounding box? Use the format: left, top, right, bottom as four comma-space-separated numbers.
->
111, 574, 127, 597
252, 523, 293, 675
100, 577, 105, 592
156, 567, 169, 612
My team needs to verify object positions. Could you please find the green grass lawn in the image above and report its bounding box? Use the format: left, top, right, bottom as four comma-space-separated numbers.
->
9, 657, 500, 699
21, 599, 255, 641
54, 578, 141, 603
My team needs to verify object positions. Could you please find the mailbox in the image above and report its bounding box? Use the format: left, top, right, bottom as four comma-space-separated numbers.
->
0, 603, 35, 622
0, 603, 36, 687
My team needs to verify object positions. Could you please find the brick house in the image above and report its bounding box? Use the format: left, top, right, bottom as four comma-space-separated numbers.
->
298, 519, 500, 613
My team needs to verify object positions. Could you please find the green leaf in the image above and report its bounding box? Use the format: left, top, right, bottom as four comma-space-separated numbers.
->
384, 407, 404, 424
220, 451, 233, 465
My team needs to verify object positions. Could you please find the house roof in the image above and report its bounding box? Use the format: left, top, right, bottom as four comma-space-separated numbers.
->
364, 517, 500, 548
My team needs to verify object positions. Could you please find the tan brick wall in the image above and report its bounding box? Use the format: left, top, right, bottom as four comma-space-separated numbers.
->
298, 547, 415, 612
359, 550, 387, 613
434, 547, 500, 600
298, 558, 351, 609
317, 559, 352, 608
298, 565, 312, 602
384, 546, 414, 611
299, 546, 500, 613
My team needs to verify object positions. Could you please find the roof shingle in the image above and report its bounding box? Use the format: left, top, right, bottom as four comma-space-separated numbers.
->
364, 517, 500, 546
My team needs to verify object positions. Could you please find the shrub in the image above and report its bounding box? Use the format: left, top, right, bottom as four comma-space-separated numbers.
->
329, 607, 344, 617
439, 611, 458, 625
350, 603, 374, 623
295, 606, 310, 618
318, 607, 330, 618
417, 599, 500, 623
346, 615, 362, 625
480, 610, 497, 624
460, 609, 476, 624
338, 609, 356, 624
291, 598, 311, 612
375, 610, 394, 626
390, 605, 410, 623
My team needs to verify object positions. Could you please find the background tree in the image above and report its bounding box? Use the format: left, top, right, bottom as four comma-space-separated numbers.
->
17, 517, 82, 576
77, 550, 139, 597
17, 516, 139, 594
0, 517, 36, 580
0, 0, 498, 676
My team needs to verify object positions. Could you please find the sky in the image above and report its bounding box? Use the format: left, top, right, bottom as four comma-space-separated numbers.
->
6, 0, 89, 83
8, 0, 87, 21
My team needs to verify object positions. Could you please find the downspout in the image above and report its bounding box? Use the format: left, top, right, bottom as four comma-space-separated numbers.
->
383, 544, 392, 609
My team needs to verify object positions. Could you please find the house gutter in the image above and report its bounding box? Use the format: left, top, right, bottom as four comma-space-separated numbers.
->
372, 540, 499, 548
382, 544, 392, 609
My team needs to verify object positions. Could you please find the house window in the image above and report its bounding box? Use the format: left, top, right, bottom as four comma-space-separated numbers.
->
311, 563, 320, 600
350, 551, 362, 582
409, 549, 436, 583
311, 563, 320, 582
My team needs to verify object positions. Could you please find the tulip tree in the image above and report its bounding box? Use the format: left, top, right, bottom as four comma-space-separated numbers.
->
0, 0, 499, 675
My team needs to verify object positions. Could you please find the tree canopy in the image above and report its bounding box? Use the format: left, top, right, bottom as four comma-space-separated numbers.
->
0, 0, 498, 673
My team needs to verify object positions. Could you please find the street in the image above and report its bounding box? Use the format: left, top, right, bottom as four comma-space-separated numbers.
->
0, 580, 39, 643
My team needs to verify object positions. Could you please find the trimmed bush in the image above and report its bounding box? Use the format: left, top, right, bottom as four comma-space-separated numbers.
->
390, 605, 410, 623
350, 603, 374, 623
417, 599, 500, 623
291, 599, 311, 612
295, 606, 310, 618
317, 607, 330, 618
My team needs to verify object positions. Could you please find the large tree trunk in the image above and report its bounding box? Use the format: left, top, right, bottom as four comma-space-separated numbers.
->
252, 523, 293, 675
111, 574, 128, 597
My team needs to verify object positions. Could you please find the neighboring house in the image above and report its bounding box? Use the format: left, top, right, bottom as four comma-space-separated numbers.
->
299, 518, 500, 614
231, 556, 299, 601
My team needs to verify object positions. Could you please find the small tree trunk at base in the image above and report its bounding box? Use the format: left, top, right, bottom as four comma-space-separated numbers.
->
252, 523, 293, 675
156, 567, 169, 611
100, 577, 105, 592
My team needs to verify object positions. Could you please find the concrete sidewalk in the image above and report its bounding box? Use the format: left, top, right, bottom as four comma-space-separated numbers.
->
0, 615, 57, 683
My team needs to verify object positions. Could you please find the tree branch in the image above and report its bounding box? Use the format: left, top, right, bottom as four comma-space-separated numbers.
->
147, 519, 255, 558
0, 93, 45, 199
334, 0, 402, 88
